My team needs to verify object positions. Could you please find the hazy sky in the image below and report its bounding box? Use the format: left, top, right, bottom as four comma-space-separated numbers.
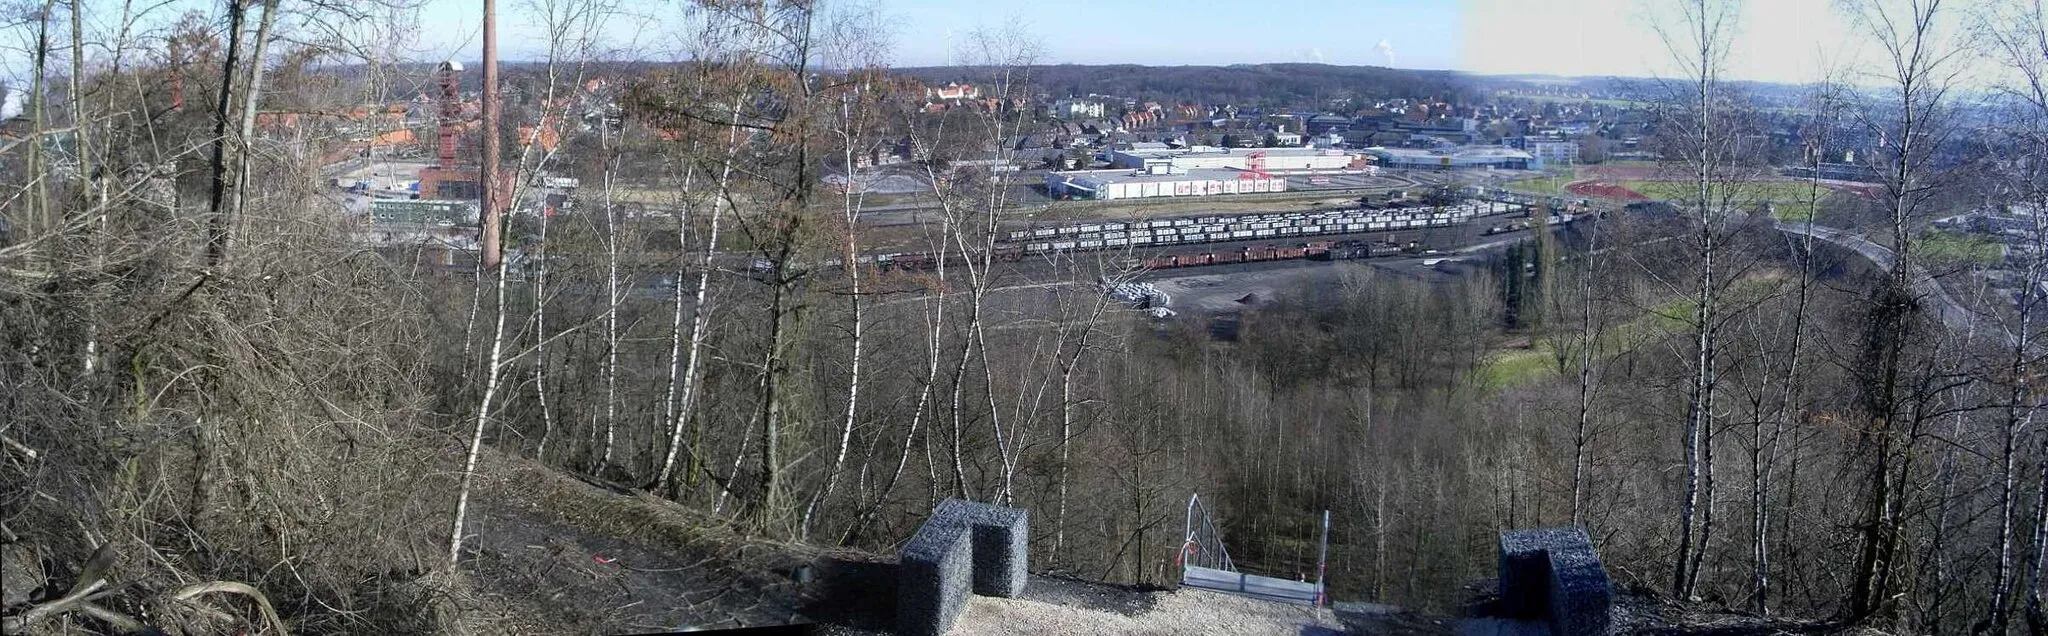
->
0, 0, 1933, 95
406, 0, 1877, 84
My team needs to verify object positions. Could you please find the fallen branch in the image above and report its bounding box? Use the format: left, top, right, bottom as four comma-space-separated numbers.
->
1, 578, 107, 633
172, 580, 290, 636
75, 601, 145, 633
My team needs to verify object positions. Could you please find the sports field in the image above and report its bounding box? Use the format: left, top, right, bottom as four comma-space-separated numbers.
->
1621, 180, 1829, 220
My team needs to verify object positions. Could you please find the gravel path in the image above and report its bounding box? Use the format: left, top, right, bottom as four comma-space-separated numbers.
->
950, 586, 1345, 636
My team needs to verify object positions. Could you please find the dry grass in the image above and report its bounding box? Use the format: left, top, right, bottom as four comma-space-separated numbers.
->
462, 452, 824, 632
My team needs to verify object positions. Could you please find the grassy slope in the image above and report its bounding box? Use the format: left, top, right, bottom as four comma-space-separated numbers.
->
1480, 273, 1782, 390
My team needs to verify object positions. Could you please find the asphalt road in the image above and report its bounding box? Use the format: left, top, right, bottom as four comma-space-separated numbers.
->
1775, 220, 2010, 346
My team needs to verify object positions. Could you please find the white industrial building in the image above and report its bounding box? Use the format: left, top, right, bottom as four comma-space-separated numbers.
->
1045, 167, 1288, 201
1106, 146, 1356, 172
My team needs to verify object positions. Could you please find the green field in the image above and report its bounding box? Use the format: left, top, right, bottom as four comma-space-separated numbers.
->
1620, 180, 1825, 221
1918, 230, 2004, 265
1503, 172, 1578, 196
1479, 274, 1780, 390
1500, 161, 1659, 198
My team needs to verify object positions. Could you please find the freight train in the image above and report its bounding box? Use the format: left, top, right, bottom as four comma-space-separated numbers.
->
813, 201, 1573, 274
1006, 200, 1527, 254
1134, 239, 1410, 270
832, 237, 1418, 275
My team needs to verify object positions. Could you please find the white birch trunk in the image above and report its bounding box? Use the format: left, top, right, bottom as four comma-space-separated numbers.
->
448, 231, 513, 568
657, 102, 743, 494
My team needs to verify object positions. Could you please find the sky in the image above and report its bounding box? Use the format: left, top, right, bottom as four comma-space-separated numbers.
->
404, 0, 1878, 85
0, 0, 1952, 96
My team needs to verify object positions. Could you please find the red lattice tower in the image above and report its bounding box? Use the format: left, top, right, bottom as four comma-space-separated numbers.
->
437, 61, 464, 170
1238, 150, 1270, 180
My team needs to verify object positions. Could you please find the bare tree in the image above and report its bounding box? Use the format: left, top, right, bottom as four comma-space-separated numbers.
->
802, 2, 892, 538
1981, 2, 2048, 630
1648, 0, 1744, 600
1838, 0, 1966, 618
656, 95, 743, 497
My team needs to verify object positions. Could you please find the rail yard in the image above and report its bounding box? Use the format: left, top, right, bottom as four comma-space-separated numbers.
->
857, 195, 1578, 276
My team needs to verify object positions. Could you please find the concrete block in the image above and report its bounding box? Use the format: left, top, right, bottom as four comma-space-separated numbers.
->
1497, 527, 1611, 636
1545, 547, 1612, 636
897, 499, 1031, 636
942, 499, 1029, 598
896, 515, 973, 636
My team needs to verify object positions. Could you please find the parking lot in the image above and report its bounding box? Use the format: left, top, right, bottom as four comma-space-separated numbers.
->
1283, 172, 1415, 191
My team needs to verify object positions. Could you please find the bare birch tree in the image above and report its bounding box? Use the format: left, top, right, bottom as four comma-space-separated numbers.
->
1839, 0, 1966, 618
1648, 0, 1743, 600
1981, 2, 2048, 630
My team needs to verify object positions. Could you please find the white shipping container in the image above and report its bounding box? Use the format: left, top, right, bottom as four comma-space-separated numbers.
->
1080, 240, 1103, 248
1255, 229, 1276, 237
1053, 241, 1077, 249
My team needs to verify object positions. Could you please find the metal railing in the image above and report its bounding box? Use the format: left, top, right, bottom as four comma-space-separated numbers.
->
1179, 493, 1332, 606
1180, 493, 1235, 573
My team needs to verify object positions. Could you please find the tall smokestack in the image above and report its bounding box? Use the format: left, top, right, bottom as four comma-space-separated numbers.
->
480, 0, 503, 270
168, 39, 185, 111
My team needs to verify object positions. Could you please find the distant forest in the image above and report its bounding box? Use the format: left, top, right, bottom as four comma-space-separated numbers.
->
896, 63, 1479, 108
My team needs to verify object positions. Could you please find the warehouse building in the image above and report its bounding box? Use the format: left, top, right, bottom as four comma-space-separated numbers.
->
1045, 167, 1287, 201
1107, 146, 1356, 172
1362, 146, 1539, 171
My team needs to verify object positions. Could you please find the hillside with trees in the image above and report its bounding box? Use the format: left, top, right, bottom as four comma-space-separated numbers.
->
5, 0, 2048, 635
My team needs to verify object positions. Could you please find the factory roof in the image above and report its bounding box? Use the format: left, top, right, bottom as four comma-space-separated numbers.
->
1364, 146, 1534, 160
1111, 146, 1350, 159
1051, 167, 1277, 184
